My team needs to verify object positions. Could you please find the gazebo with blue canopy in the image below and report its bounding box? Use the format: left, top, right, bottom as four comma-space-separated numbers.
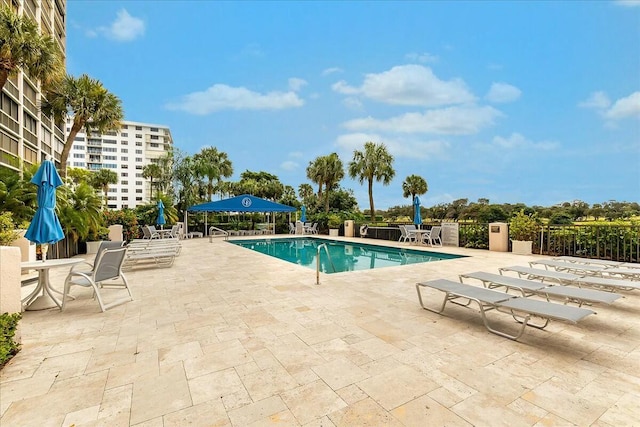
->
188, 194, 297, 235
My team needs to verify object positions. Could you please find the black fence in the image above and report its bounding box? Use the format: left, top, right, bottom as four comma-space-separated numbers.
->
356, 222, 640, 263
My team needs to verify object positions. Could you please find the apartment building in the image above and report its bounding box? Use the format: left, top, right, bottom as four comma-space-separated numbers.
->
67, 119, 173, 209
0, 0, 67, 171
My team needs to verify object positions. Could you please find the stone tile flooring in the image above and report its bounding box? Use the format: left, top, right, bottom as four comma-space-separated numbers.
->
2, 236, 639, 426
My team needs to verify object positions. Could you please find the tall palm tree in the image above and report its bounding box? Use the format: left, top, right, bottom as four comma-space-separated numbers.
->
40, 74, 124, 177
306, 157, 325, 198
0, 5, 63, 90
320, 153, 344, 213
348, 141, 395, 221
193, 147, 233, 201
402, 174, 428, 220
142, 163, 162, 200
298, 183, 314, 204
90, 168, 118, 208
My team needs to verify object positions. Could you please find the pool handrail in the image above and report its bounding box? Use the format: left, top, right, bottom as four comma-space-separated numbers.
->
316, 243, 335, 284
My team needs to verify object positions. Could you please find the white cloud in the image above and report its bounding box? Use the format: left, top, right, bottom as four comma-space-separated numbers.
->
280, 161, 299, 171
322, 67, 343, 76
342, 105, 502, 135
579, 91, 640, 121
405, 52, 439, 63
615, 0, 640, 6
579, 91, 611, 109
335, 132, 450, 160
100, 9, 145, 42
485, 82, 521, 103
605, 91, 640, 120
166, 84, 304, 115
491, 133, 558, 151
332, 64, 476, 107
342, 97, 363, 110
288, 78, 308, 92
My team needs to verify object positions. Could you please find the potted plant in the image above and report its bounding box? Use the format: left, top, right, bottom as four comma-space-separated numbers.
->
509, 210, 540, 255
327, 214, 342, 237
86, 226, 110, 254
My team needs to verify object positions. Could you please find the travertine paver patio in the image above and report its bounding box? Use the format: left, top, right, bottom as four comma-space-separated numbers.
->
1, 236, 639, 426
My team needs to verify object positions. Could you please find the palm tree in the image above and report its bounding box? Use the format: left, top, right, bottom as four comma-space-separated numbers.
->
40, 74, 124, 177
306, 157, 325, 198
142, 163, 162, 200
0, 5, 63, 90
298, 183, 314, 204
320, 153, 344, 213
193, 147, 233, 201
402, 174, 428, 220
90, 168, 118, 208
348, 141, 395, 222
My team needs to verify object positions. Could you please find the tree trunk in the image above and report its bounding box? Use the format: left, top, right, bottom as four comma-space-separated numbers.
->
368, 179, 375, 222
60, 119, 84, 178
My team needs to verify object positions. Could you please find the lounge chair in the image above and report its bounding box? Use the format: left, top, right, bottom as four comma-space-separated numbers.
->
553, 256, 625, 268
530, 260, 640, 281
289, 222, 296, 234
498, 265, 640, 292
62, 247, 133, 312
307, 223, 318, 235
416, 279, 595, 340
459, 271, 622, 306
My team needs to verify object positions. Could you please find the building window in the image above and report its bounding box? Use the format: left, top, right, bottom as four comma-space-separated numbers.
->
150, 127, 158, 132
135, 157, 142, 162
136, 197, 143, 201
135, 181, 142, 185
122, 164, 128, 169
135, 189, 143, 193
109, 188, 117, 193
135, 149, 142, 154
121, 125, 128, 129
122, 141, 128, 145
73, 145, 85, 150
122, 189, 128, 193
136, 165, 142, 170
135, 134, 142, 138
135, 126, 142, 130
74, 136, 84, 141
73, 153, 85, 158
121, 180, 128, 185
121, 149, 128, 153
104, 155, 116, 160
136, 142, 142, 146
136, 173, 142, 177
121, 156, 128, 161
121, 172, 128, 177
150, 143, 159, 148
121, 132, 128, 137
122, 196, 128, 201
150, 135, 159, 140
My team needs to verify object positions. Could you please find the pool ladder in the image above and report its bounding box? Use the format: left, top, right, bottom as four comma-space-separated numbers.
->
316, 243, 335, 285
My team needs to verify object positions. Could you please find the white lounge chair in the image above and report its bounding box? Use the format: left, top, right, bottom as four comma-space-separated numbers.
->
459, 271, 622, 306
416, 279, 595, 340
499, 265, 640, 293
398, 225, 417, 243
62, 247, 133, 312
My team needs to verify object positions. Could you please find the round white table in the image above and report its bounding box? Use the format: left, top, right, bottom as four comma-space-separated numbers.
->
410, 229, 432, 246
21, 258, 85, 311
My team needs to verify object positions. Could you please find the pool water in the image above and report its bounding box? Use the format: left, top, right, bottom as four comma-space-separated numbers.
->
229, 237, 465, 273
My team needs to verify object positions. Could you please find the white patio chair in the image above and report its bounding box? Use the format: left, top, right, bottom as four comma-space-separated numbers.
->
425, 226, 442, 246
62, 247, 133, 312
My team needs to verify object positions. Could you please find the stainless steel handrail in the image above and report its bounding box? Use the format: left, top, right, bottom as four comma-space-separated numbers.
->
316, 243, 335, 285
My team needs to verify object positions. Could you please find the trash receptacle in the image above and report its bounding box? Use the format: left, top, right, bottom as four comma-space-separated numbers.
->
489, 222, 509, 252
344, 220, 354, 237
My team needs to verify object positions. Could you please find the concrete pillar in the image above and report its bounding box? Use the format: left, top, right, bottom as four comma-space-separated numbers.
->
108, 224, 123, 242
0, 246, 23, 343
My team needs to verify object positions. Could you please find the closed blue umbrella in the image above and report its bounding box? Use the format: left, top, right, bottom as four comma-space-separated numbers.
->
300, 206, 307, 223
156, 200, 166, 228
25, 159, 64, 261
413, 196, 422, 228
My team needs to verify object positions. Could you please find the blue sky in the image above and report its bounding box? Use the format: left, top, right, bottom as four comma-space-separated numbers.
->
66, 1, 639, 209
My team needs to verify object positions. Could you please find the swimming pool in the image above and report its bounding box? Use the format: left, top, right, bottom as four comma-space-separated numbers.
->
229, 237, 465, 273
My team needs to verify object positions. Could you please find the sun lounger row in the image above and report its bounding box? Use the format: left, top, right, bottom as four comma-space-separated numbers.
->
553, 255, 640, 270
416, 258, 640, 340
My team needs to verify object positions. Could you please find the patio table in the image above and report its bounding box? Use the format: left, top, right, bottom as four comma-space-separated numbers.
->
410, 229, 432, 246
21, 258, 84, 311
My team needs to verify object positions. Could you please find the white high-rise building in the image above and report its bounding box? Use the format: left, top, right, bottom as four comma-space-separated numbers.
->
0, 0, 67, 172
67, 119, 173, 209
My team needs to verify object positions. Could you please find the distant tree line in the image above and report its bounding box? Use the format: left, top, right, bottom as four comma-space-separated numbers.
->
382, 199, 640, 223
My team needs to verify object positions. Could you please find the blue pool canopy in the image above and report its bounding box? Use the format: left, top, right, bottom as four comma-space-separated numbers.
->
188, 194, 296, 213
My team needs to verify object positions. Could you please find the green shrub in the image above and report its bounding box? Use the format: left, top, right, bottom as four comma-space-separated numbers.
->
509, 210, 540, 241
0, 212, 20, 246
0, 312, 22, 367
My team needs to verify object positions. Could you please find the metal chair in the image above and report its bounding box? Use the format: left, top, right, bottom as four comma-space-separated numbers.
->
62, 247, 133, 312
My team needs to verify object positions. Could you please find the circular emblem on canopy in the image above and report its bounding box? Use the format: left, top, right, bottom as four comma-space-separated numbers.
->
241, 197, 252, 208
